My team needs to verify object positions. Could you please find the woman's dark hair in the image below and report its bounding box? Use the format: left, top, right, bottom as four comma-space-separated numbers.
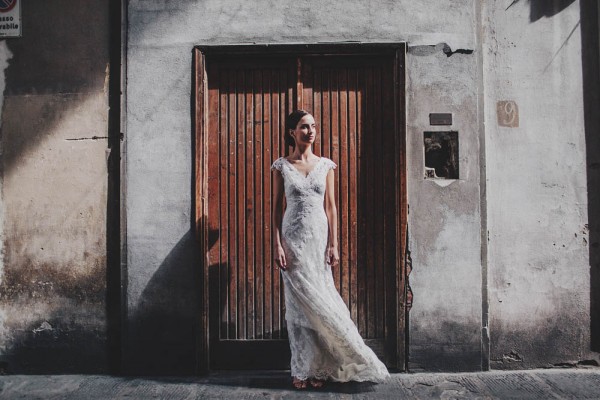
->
285, 109, 310, 148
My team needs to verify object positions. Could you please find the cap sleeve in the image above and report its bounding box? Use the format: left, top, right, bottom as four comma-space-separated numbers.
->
323, 157, 337, 170
271, 157, 285, 171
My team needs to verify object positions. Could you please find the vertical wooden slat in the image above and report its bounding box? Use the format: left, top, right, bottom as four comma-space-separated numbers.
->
207, 63, 221, 347
284, 65, 295, 338
219, 68, 229, 339
362, 63, 369, 337
194, 49, 208, 373
253, 68, 264, 339
301, 59, 312, 115
314, 68, 322, 156
356, 65, 366, 337
382, 61, 398, 363
297, 57, 303, 108
263, 69, 272, 339
327, 69, 336, 162
322, 68, 331, 157
374, 65, 385, 339
236, 69, 246, 339
331, 71, 340, 287
366, 66, 377, 339
312, 67, 321, 157
227, 69, 238, 340
271, 68, 281, 338
279, 67, 287, 337
348, 67, 358, 324
339, 68, 349, 305
245, 70, 255, 339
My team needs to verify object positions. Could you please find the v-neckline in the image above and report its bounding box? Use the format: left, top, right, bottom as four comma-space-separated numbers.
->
283, 157, 322, 179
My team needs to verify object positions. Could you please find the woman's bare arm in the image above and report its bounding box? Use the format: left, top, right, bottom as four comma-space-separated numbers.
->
324, 169, 340, 266
272, 169, 287, 270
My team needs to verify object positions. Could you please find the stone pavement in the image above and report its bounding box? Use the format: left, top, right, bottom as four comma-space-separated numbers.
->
2, 368, 600, 399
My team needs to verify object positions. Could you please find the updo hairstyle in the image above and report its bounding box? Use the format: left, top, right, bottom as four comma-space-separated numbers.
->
285, 109, 310, 148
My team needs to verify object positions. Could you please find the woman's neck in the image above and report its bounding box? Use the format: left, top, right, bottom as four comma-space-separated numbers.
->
291, 145, 314, 161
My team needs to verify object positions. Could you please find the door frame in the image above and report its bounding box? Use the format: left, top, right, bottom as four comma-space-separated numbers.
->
193, 43, 408, 374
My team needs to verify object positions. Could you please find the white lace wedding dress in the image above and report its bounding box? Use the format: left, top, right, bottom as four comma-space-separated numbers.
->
271, 156, 390, 383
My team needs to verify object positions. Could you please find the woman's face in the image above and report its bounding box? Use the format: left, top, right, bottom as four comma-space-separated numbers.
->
290, 114, 317, 147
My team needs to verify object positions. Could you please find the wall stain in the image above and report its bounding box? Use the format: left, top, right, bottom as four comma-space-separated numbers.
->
0, 260, 106, 304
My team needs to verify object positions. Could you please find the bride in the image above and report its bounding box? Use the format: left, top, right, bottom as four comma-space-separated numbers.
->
271, 110, 390, 389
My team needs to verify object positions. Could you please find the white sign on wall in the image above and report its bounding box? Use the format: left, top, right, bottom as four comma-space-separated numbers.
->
0, 0, 20, 38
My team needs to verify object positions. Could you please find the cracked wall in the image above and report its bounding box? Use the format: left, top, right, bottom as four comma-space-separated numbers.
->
0, 1, 110, 373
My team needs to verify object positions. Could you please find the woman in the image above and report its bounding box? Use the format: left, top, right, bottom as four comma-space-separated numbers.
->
271, 110, 390, 389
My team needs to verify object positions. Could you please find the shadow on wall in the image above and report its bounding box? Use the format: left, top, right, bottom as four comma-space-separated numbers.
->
529, 0, 576, 22
0, 261, 108, 373
506, 0, 576, 22
124, 229, 202, 376
0, 0, 110, 373
409, 319, 482, 372
122, 52, 205, 376
580, 0, 600, 352
2, 0, 109, 175
125, 217, 290, 374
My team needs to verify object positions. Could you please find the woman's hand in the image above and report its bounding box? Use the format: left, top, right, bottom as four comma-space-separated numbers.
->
327, 245, 340, 267
275, 245, 287, 271
324, 169, 339, 268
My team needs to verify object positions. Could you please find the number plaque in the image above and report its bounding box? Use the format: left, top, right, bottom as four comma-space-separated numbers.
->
496, 100, 519, 128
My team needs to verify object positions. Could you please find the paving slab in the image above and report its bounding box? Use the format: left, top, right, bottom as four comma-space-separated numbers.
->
1, 368, 600, 399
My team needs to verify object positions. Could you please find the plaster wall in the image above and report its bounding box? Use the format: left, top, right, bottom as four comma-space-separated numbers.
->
482, 0, 591, 368
406, 38, 483, 371
126, 0, 483, 373
585, 0, 600, 353
0, 1, 109, 372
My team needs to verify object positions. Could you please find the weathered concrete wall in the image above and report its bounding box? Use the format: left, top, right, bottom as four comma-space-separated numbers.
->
483, 0, 592, 369
585, 0, 600, 353
0, 1, 109, 373
126, 0, 484, 373
406, 36, 483, 371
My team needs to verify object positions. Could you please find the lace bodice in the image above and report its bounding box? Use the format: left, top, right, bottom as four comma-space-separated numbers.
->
271, 156, 336, 202
271, 157, 336, 256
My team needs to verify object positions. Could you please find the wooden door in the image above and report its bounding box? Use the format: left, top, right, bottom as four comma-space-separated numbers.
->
195, 46, 407, 371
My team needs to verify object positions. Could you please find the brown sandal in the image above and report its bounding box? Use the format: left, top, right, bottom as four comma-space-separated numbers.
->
309, 378, 325, 388
292, 377, 308, 389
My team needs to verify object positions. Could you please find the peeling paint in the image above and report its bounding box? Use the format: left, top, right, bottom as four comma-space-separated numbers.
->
0, 42, 12, 110
0, 40, 13, 288
32, 321, 52, 333
103, 63, 109, 95
0, 40, 14, 364
442, 43, 474, 57
503, 350, 523, 363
